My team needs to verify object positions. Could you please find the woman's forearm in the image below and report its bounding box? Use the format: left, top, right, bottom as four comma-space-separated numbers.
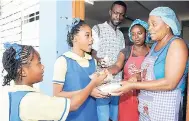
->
108, 65, 122, 75
133, 78, 176, 91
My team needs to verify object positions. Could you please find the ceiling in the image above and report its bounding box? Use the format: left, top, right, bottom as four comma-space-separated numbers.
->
85, 1, 189, 27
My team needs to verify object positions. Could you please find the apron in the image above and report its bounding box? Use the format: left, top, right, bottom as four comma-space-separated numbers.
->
119, 46, 145, 121
138, 37, 182, 121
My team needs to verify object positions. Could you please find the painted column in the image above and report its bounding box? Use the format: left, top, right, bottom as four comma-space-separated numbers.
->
39, 0, 72, 95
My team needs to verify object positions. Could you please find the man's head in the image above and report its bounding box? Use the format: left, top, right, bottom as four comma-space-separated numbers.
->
109, 1, 127, 26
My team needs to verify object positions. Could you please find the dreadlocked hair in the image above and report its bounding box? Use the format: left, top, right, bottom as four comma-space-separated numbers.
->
2, 45, 35, 86
67, 20, 86, 47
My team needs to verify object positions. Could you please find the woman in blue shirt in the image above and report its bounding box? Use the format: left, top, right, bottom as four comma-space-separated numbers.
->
112, 7, 188, 121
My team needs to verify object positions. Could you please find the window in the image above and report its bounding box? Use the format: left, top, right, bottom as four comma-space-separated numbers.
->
23, 11, 39, 24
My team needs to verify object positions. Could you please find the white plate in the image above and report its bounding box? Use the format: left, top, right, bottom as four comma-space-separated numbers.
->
97, 82, 121, 94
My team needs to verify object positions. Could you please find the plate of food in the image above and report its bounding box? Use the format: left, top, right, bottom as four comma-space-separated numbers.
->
89, 71, 113, 83
97, 82, 122, 94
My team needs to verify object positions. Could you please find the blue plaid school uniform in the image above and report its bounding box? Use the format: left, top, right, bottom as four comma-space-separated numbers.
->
138, 36, 184, 121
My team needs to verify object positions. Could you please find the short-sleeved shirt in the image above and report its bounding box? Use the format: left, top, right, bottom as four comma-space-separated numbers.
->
53, 51, 96, 84
1, 85, 70, 121
92, 21, 125, 80
120, 46, 132, 62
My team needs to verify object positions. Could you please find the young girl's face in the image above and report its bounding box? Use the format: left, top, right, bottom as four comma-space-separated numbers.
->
24, 51, 44, 84
74, 25, 93, 52
131, 25, 146, 46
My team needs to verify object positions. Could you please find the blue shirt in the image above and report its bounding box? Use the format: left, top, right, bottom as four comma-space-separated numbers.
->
150, 36, 188, 95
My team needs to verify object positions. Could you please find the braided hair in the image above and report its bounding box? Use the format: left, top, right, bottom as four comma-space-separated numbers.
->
67, 19, 86, 47
2, 44, 35, 86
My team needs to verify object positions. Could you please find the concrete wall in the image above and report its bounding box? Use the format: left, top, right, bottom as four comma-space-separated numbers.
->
39, 0, 71, 95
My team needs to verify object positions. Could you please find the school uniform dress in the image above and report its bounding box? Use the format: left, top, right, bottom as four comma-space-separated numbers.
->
53, 51, 98, 121
2, 85, 70, 121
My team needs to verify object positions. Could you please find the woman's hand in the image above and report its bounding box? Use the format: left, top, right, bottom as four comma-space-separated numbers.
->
128, 76, 138, 82
110, 81, 134, 96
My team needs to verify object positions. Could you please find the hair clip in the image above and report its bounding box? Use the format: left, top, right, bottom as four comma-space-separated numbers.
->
4, 42, 22, 60
68, 18, 81, 33
60, 17, 81, 33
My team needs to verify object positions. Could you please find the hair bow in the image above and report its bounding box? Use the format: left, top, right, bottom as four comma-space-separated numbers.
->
67, 18, 80, 33
4, 42, 22, 60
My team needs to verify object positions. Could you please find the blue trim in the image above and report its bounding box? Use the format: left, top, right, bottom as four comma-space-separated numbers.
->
9, 92, 12, 120
59, 98, 68, 121
53, 80, 65, 84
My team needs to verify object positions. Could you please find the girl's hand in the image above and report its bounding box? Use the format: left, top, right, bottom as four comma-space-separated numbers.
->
90, 88, 110, 98
91, 70, 109, 86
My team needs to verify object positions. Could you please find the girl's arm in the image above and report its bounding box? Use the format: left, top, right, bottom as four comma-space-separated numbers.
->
20, 72, 108, 121
53, 56, 80, 98
53, 84, 81, 98
70, 73, 107, 111
20, 73, 107, 121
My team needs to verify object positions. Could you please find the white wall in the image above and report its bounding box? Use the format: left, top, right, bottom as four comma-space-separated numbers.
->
0, 0, 40, 88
